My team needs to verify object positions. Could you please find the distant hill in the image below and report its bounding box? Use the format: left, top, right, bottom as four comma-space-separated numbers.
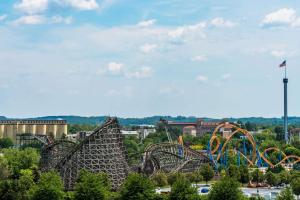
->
1, 115, 300, 126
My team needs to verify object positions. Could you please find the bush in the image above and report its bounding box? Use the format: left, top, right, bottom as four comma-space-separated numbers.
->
151, 173, 168, 187
0, 138, 14, 149
291, 177, 300, 198
168, 174, 180, 185
276, 187, 295, 200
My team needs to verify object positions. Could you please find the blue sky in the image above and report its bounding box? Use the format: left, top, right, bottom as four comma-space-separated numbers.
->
1, 0, 300, 118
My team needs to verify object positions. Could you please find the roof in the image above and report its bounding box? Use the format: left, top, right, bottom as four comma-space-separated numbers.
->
183, 126, 196, 129
0, 120, 67, 125
167, 121, 196, 126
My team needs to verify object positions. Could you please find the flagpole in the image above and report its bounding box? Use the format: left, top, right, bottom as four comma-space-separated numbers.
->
285, 65, 287, 79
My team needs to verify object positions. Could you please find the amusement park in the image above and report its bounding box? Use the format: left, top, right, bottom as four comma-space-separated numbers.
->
0, 60, 300, 199
1, 1, 300, 199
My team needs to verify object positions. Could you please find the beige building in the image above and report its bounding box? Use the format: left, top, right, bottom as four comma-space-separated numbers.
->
0, 120, 68, 142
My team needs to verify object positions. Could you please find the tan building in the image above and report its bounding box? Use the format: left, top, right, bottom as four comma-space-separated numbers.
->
0, 120, 67, 142
183, 126, 197, 137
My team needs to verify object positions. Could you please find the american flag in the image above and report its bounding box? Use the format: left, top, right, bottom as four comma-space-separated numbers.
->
279, 60, 286, 67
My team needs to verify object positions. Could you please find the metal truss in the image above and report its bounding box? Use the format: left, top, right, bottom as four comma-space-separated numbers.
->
142, 142, 210, 175
41, 117, 129, 190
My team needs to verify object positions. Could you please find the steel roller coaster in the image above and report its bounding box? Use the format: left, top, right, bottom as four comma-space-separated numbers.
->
208, 123, 300, 169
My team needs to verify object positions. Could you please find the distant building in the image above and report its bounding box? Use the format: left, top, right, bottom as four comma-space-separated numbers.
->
220, 123, 232, 139
139, 128, 156, 139
121, 130, 139, 137
0, 120, 67, 142
166, 119, 220, 137
182, 126, 197, 137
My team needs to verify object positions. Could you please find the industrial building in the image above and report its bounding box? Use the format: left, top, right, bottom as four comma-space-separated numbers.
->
0, 120, 68, 141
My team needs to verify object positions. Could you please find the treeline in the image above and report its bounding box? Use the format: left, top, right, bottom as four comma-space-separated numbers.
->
3, 115, 300, 126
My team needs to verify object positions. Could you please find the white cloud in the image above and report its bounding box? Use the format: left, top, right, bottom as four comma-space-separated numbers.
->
51, 16, 73, 24
105, 86, 133, 97
270, 50, 296, 58
191, 55, 207, 62
158, 85, 184, 96
140, 43, 157, 53
270, 50, 286, 58
261, 8, 300, 28
107, 62, 124, 75
137, 19, 156, 27
0, 14, 7, 21
61, 0, 99, 10
14, 0, 48, 14
126, 67, 153, 79
168, 22, 206, 43
13, 15, 46, 25
12, 15, 72, 25
210, 17, 236, 27
196, 75, 208, 83
168, 27, 185, 39
221, 73, 231, 81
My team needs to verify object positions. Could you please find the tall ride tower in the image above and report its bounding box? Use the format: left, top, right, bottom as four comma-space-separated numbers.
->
280, 60, 288, 144
283, 77, 288, 144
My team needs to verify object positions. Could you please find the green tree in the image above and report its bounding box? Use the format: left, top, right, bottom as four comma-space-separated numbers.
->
227, 165, 241, 181
239, 165, 250, 184
276, 187, 295, 200
151, 173, 168, 187
0, 138, 14, 149
291, 177, 300, 200
268, 165, 285, 174
31, 171, 64, 200
245, 122, 257, 131
2, 148, 40, 177
279, 170, 291, 185
208, 177, 244, 200
0, 169, 35, 200
168, 174, 182, 185
0, 179, 17, 200
120, 173, 156, 200
74, 170, 110, 200
251, 169, 264, 183
16, 169, 35, 200
275, 126, 284, 141
191, 170, 203, 184
0, 157, 10, 179
265, 171, 280, 187
169, 177, 199, 200
199, 164, 214, 185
